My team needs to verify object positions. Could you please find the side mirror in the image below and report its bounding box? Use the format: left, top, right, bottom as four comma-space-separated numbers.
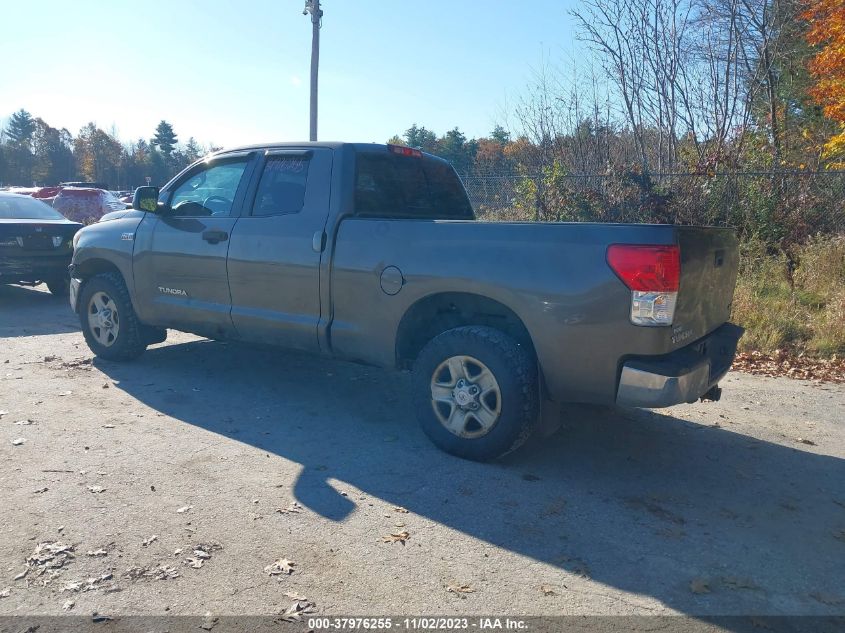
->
132, 186, 161, 213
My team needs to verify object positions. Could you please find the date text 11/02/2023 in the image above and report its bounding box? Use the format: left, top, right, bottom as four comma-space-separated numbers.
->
307, 617, 528, 630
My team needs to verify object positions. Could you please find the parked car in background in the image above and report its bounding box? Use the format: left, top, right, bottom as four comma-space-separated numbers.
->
52, 187, 128, 224
60, 181, 110, 190
0, 192, 82, 295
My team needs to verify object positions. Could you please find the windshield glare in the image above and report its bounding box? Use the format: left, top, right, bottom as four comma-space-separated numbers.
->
0, 195, 66, 220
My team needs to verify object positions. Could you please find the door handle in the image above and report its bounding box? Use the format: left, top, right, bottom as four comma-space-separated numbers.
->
202, 229, 229, 244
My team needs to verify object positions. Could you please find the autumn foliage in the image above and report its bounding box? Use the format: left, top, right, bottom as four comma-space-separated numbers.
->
804, 0, 845, 165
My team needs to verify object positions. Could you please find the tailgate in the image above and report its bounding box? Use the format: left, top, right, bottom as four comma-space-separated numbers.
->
671, 227, 739, 349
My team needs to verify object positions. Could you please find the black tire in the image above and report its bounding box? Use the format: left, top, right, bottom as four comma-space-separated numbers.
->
78, 272, 147, 361
45, 277, 69, 297
412, 326, 540, 461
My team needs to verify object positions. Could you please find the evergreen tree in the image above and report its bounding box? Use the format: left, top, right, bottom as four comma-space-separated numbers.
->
403, 124, 438, 153
5, 109, 36, 145
152, 120, 178, 156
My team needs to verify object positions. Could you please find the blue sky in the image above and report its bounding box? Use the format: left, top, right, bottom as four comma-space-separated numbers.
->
0, 0, 580, 148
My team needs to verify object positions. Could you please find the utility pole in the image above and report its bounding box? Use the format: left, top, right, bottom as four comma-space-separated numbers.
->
304, 0, 322, 141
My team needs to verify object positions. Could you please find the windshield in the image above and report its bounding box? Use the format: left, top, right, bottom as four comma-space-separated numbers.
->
0, 195, 65, 220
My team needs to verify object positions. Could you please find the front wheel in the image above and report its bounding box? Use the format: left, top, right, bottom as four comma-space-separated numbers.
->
78, 272, 147, 361
412, 326, 540, 461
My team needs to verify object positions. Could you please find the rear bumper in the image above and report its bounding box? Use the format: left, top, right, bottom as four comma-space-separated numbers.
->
0, 254, 72, 281
616, 322, 744, 408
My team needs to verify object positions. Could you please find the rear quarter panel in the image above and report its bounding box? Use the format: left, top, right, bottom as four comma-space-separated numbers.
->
329, 219, 688, 404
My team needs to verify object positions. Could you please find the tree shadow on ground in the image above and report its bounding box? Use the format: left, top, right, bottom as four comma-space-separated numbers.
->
96, 338, 845, 625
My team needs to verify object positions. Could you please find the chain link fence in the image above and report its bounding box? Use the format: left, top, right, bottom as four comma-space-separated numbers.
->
459, 171, 845, 242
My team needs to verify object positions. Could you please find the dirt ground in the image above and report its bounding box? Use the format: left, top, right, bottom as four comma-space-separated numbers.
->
1, 283, 844, 621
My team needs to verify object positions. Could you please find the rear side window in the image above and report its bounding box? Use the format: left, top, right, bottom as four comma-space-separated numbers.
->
251, 156, 310, 216
355, 153, 474, 220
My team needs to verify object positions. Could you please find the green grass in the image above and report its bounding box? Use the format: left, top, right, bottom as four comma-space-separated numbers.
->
732, 237, 845, 357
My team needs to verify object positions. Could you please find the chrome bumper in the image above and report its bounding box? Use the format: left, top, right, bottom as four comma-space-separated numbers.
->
616, 323, 743, 408
617, 362, 711, 408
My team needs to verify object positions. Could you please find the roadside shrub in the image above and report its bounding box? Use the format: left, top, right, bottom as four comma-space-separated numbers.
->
732, 236, 845, 356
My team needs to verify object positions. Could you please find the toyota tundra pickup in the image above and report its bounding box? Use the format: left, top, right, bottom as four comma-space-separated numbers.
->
69, 142, 742, 460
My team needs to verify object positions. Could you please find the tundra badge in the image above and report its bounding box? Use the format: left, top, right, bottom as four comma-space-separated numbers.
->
158, 286, 187, 296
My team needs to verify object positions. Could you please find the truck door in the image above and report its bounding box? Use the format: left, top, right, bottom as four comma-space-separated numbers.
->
226, 148, 332, 351
132, 152, 256, 338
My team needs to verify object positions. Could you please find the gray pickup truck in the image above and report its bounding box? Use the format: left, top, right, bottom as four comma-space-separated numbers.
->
69, 142, 742, 460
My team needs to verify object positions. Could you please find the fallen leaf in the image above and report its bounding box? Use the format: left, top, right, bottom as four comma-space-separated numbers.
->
142, 535, 158, 547
0, 410, 7, 417
690, 578, 711, 594
265, 558, 296, 576
721, 576, 758, 590
278, 599, 316, 622
810, 592, 845, 606
27, 542, 75, 575
102, 424, 115, 429
86, 550, 108, 557
33, 487, 49, 494
14, 419, 34, 425
87, 485, 105, 494
61, 573, 114, 593
123, 565, 179, 581
176, 505, 192, 513
381, 530, 410, 545
446, 583, 475, 594
284, 591, 307, 601
58, 390, 72, 396
796, 437, 817, 446
184, 557, 204, 569
200, 614, 218, 631
540, 584, 556, 596
13, 569, 27, 581
0, 587, 10, 598
733, 352, 845, 384
62, 599, 75, 610
11, 438, 26, 446
276, 501, 303, 514
393, 506, 409, 514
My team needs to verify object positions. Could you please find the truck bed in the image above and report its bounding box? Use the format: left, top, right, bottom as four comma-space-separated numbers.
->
329, 219, 739, 404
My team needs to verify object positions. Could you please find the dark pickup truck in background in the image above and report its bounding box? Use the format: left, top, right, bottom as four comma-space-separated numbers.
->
68, 142, 742, 460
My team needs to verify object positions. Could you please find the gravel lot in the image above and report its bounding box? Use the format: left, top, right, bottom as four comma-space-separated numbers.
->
1, 283, 844, 621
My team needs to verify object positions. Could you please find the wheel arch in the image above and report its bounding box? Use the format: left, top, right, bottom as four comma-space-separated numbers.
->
74, 257, 123, 283
395, 292, 538, 370
72, 257, 138, 317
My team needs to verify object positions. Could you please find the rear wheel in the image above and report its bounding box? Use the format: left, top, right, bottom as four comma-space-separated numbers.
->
45, 277, 69, 297
412, 326, 540, 461
78, 272, 147, 361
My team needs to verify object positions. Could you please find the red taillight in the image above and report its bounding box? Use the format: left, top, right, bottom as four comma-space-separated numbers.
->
606, 244, 680, 292
387, 144, 423, 158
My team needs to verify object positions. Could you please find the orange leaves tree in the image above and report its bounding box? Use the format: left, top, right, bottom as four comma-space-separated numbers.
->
804, 0, 845, 166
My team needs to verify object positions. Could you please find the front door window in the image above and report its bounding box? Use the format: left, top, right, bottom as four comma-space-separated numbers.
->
168, 160, 250, 217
